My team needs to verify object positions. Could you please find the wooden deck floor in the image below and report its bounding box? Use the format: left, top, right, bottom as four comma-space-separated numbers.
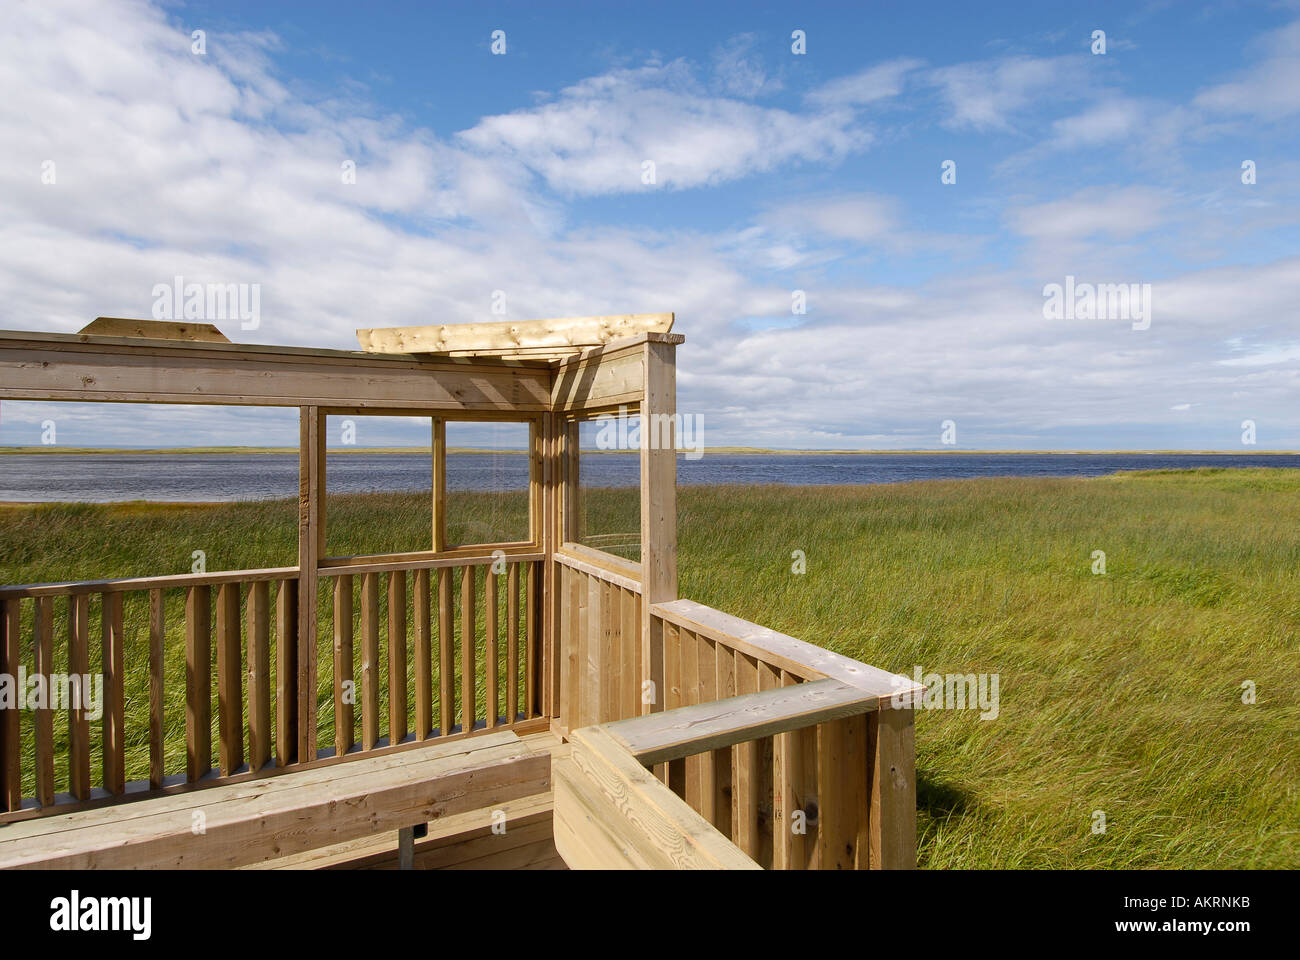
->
247, 731, 569, 870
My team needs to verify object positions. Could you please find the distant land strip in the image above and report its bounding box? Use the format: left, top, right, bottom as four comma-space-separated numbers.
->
1, 446, 1298, 456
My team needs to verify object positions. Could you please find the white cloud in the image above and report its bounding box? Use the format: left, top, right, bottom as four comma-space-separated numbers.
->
458, 61, 869, 194
927, 55, 1085, 131
805, 58, 923, 107
1195, 20, 1300, 119
1008, 187, 1170, 241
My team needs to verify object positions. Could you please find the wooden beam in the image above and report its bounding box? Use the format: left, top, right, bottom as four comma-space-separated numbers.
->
0, 330, 552, 410
357, 313, 674, 355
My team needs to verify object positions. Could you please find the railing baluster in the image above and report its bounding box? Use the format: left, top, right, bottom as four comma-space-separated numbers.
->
34, 596, 56, 806
102, 592, 126, 794
438, 567, 454, 735
360, 572, 379, 751
680, 627, 700, 807
756, 660, 779, 868
527, 561, 540, 720
388, 570, 407, 745
691, 632, 716, 822
185, 585, 212, 782
662, 620, 684, 793
731, 652, 761, 859
713, 639, 735, 838
0, 597, 20, 811
275, 579, 298, 768
485, 567, 498, 728
414, 569, 431, 740
332, 576, 354, 757
506, 563, 519, 723
817, 713, 869, 869
460, 565, 476, 733
148, 589, 166, 789
773, 669, 799, 870
621, 586, 639, 721
69, 594, 91, 800
247, 581, 271, 773
216, 583, 243, 777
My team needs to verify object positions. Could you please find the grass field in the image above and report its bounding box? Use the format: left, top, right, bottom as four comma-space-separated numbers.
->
2, 468, 1297, 868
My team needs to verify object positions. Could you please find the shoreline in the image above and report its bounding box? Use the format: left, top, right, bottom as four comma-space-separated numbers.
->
1, 446, 1297, 457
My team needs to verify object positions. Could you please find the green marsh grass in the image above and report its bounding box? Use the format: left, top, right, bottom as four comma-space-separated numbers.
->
1, 468, 1297, 867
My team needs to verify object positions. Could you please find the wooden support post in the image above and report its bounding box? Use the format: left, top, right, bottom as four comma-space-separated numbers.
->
398, 826, 415, 870
298, 405, 324, 762
431, 418, 446, 552
868, 706, 917, 869
640, 340, 677, 720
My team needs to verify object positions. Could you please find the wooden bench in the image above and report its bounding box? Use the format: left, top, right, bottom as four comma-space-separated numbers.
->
0, 730, 549, 870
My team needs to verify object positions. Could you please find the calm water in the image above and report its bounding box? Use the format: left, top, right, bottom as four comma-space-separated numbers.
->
0, 452, 1297, 503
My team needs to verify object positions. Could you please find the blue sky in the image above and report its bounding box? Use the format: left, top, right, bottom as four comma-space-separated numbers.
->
1, 0, 1298, 449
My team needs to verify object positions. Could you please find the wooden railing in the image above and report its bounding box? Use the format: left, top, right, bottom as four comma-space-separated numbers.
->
0, 554, 544, 822
554, 598, 921, 869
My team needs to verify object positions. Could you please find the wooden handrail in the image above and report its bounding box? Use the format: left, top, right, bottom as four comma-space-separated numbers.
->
603, 677, 880, 766
554, 727, 761, 870
652, 598, 919, 698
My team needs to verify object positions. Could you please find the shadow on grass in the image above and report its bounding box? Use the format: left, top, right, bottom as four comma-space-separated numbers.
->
916, 772, 976, 819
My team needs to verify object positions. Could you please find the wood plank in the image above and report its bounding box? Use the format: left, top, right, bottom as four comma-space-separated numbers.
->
601, 580, 620, 724
553, 727, 758, 870
437, 567, 454, 735
506, 563, 519, 723
34, 597, 56, 805
388, 570, 407, 745
216, 583, 243, 777
413, 569, 431, 740
869, 707, 917, 870
184, 586, 211, 783
360, 572, 380, 751
358, 313, 674, 355
461, 565, 476, 733
817, 714, 870, 869
485, 569, 498, 728
247, 581, 271, 773
297, 405, 324, 762
0, 732, 549, 869
78, 317, 231, 342
0, 598, 20, 811
275, 580, 298, 767
332, 576, 354, 756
